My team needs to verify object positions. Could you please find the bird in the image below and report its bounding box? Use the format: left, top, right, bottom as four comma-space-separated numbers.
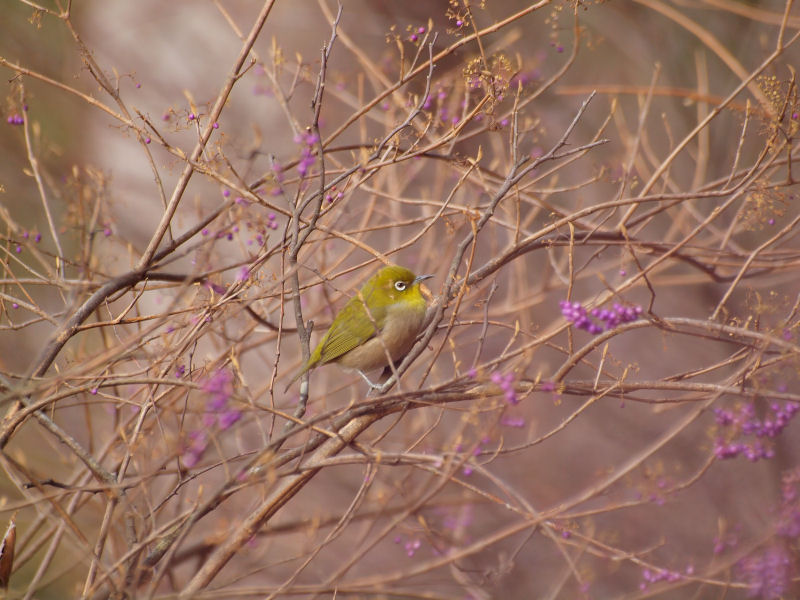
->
290, 264, 433, 389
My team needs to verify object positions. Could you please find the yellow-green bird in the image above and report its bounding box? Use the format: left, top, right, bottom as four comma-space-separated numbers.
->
291, 264, 433, 388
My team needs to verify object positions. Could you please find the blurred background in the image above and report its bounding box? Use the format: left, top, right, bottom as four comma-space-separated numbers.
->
2, 0, 800, 598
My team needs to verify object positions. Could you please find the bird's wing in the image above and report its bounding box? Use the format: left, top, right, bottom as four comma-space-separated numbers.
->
315, 293, 387, 365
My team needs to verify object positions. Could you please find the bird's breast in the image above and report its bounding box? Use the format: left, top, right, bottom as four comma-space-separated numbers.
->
336, 300, 427, 372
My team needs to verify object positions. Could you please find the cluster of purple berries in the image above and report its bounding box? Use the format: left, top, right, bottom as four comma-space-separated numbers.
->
7, 114, 24, 125
422, 88, 447, 111
777, 470, 800, 538
325, 186, 344, 204
12, 230, 44, 258
713, 401, 799, 461
182, 369, 242, 467
559, 300, 643, 334
490, 370, 518, 404
295, 131, 319, 178
394, 535, 422, 557
714, 439, 773, 461
408, 25, 425, 42
733, 468, 800, 597
639, 566, 687, 590
737, 544, 793, 600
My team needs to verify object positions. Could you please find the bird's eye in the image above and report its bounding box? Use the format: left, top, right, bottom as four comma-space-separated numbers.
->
394, 281, 407, 291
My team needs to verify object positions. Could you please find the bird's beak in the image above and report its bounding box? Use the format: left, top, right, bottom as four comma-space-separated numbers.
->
413, 274, 433, 285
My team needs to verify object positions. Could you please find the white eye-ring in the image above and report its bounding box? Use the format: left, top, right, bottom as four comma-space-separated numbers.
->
394, 281, 407, 291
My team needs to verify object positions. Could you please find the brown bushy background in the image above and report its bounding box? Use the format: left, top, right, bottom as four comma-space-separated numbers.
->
2, 1, 800, 598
